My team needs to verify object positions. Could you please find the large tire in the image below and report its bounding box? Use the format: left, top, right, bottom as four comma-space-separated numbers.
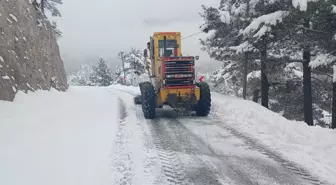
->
140, 82, 156, 119
195, 82, 211, 116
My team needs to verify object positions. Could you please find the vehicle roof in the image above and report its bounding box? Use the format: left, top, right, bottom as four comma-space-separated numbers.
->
153, 32, 181, 36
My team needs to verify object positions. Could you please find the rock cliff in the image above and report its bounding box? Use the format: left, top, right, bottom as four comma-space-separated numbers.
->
0, 0, 68, 101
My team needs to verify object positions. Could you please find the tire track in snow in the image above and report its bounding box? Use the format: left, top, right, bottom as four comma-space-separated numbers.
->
112, 87, 327, 185
110, 88, 167, 185
148, 118, 187, 185
147, 111, 235, 185
165, 113, 270, 185
175, 115, 312, 185
113, 86, 188, 184
210, 111, 328, 185
114, 88, 189, 184
110, 98, 134, 185
117, 89, 274, 184
166, 119, 252, 185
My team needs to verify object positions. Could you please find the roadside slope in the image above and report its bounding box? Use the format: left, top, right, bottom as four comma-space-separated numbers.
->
0, 0, 68, 101
212, 92, 336, 185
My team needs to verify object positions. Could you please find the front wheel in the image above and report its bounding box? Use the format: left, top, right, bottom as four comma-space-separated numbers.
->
140, 82, 156, 119
195, 82, 211, 116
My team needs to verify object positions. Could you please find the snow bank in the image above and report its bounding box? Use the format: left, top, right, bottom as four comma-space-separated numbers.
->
109, 84, 140, 95
212, 92, 336, 184
0, 86, 119, 185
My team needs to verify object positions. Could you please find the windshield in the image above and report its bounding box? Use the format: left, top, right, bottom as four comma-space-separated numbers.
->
158, 40, 178, 57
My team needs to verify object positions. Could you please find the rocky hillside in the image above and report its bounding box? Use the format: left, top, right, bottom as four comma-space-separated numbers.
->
0, 0, 68, 101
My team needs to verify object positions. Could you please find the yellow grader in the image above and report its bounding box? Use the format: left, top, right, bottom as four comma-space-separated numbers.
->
134, 32, 211, 119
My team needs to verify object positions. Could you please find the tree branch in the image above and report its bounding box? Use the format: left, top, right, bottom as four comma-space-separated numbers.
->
293, 24, 330, 34
268, 82, 283, 87
312, 70, 333, 78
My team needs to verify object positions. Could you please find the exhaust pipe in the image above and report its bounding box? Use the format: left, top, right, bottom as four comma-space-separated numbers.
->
163, 36, 167, 57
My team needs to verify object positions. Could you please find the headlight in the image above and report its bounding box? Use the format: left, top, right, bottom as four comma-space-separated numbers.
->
166, 74, 175, 78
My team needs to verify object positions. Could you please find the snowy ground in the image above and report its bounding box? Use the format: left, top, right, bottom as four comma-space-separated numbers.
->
0, 87, 120, 185
110, 84, 336, 185
1, 85, 335, 185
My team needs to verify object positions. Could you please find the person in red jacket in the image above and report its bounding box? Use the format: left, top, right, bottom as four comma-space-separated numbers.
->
199, 76, 205, 82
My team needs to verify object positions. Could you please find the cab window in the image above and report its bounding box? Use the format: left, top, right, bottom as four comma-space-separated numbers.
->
158, 40, 178, 57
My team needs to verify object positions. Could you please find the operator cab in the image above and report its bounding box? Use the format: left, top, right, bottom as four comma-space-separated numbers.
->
158, 39, 178, 57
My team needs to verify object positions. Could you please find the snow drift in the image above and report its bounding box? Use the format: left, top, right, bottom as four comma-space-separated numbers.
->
0, 87, 119, 185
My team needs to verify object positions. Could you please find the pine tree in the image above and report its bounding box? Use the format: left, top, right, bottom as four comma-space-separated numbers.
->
306, 0, 336, 128
201, 0, 336, 127
33, 0, 63, 37
200, 0, 291, 108
90, 58, 113, 86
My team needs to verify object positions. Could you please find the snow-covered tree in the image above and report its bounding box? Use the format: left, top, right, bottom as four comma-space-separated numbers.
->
200, 0, 293, 108
32, 0, 63, 38
292, 0, 336, 128
200, 0, 336, 127
68, 64, 95, 86
90, 58, 114, 86
114, 48, 148, 86
33, 0, 62, 16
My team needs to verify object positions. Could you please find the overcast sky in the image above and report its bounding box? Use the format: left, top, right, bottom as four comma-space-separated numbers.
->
55, 0, 222, 73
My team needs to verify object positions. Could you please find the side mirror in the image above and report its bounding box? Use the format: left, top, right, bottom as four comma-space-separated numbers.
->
195, 56, 199, 60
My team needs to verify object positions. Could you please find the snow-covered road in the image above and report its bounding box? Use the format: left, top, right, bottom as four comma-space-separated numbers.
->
1, 85, 335, 185
110, 86, 327, 185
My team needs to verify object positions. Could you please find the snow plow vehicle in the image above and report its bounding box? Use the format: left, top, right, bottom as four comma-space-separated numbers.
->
134, 32, 211, 119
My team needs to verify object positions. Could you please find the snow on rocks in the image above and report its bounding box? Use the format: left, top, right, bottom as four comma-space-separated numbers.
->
6, 18, 12, 24
2, 75, 10, 80
8, 14, 18, 22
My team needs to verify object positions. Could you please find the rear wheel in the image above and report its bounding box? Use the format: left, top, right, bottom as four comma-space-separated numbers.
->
140, 82, 156, 119
195, 82, 211, 116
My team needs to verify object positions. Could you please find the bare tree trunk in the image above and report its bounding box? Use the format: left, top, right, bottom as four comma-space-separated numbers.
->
122, 55, 126, 85
252, 89, 259, 102
332, 65, 336, 129
302, 19, 314, 126
243, 52, 248, 99
260, 48, 269, 108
